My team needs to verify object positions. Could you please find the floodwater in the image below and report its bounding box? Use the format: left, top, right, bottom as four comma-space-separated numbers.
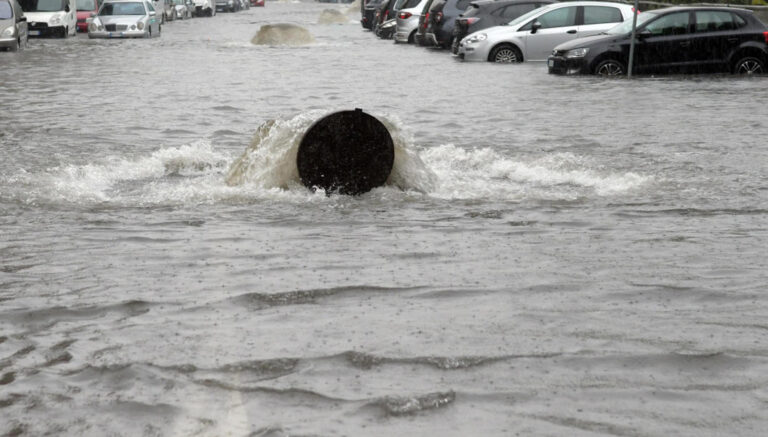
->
2, 2, 768, 435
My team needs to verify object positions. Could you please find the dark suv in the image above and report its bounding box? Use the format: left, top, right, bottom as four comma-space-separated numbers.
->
424, 0, 472, 48
414, 0, 438, 45
362, 0, 385, 29
548, 6, 768, 75
452, 0, 554, 53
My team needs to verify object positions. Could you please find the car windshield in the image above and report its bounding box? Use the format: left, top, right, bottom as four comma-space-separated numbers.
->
100, 1, 144, 14
0, 0, 12, 19
506, 3, 551, 26
605, 10, 657, 35
19, 0, 67, 12
76, 0, 96, 9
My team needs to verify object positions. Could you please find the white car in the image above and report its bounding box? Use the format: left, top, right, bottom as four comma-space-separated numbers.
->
88, 0, 161, 37
191, 0, 213, 16
20, 0, 77, 38
457, 1, 635, 63
394, 0, 427, 43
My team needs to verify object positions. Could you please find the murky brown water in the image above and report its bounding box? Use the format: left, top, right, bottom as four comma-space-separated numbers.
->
2, 2, 768, 435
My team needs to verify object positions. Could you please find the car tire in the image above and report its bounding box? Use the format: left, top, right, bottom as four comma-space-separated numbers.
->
733, 56, 765, 75
61, 27, 69, 38
489, 44, 522, 63
407, 29, 416, 44
9, 38, 19, 51
451, 36, 459, 54
594, 59, 625, 76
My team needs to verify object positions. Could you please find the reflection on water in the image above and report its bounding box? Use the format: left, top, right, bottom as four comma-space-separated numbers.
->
1, 2, 768, 436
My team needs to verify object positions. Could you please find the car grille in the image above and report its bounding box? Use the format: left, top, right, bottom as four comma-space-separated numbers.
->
77, 18, 86, 23
104, 24, 129, 31
28, 22, 49, 30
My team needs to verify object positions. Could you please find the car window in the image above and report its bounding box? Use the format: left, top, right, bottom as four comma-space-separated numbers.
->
402, 0, 420, 9
582, 6, 623, 25
76, 0, 96, 9
523, 6, 576, 30
0, 0, 12, 18
145, 0, 153, 11
694, 10, 747, 32
644, 11, 690, 36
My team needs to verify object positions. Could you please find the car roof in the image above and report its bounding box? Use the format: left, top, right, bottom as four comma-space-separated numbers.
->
648, 5, 753, 14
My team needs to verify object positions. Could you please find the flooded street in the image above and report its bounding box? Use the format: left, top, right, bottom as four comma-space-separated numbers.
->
2, 2, 768, 435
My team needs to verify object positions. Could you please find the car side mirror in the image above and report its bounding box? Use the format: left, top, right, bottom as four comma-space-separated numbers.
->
149, 10, 156, 15
531, 21, 541, 34
19, 16, 27, 22
65, 4, 70, 11
637, 28, 651, 39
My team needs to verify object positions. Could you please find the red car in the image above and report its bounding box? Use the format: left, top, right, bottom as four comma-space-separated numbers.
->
250, 0, 263, 6
76, 0, 101, 32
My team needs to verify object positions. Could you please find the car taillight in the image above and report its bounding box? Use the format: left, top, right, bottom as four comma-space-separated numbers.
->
435, 11, 443, 23
398, 11, 411, 19
764, 31, 768, 44
465, 17, 479, 26
383, 10, 388, 20
423, 12, 429, 28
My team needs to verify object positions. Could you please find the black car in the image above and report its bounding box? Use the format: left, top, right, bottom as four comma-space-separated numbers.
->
362, 0, 385, 29
372, 0, 397, 35
452, 0, 554, 53
424, 0, 473, 49
414, 0, 439, 45
548, 6, 768, 75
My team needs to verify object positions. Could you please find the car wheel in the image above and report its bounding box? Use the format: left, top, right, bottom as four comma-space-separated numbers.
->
733, 56, 765, 75
9, 38, 19, 51
594, 59, 625, 76
407, 29, 416, 44
451, 36, 459, 54
61, 27, 69, 38
489, 44, 522, 63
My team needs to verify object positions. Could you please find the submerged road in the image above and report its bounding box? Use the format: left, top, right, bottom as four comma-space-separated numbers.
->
1, 2, 768, 435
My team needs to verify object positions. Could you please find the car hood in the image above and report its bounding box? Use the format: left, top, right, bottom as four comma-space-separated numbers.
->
97, 15, 145, 24
24, 11, 64, 22
554, 33, 624, 51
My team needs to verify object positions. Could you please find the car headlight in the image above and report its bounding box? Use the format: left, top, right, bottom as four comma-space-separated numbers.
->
50, 14, 62, 25
88, 22, 96, 32
466, 33, 487, 44
1, 26, 14, 37
137, 21, 144, 30
565, 48, 589, 58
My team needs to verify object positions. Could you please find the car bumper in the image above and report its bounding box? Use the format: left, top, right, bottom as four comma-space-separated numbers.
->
456, 41, 488, 62
394, 18, 416, 43
88, 30, 147, 38
27, 25, 65, 37
77, 21, 88, 32
547, 55, 589, 75
0, 37, 18, 48
424, 32, 438, 47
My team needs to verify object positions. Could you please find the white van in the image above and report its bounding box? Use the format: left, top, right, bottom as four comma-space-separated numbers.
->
19, 0, 76, 37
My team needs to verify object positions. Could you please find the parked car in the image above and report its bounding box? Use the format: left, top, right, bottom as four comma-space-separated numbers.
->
414, 0, 437, 45
424, 0, 472, 48
395, 0, 428, 43
192, 0, 214, 16
76, 0, 100, 31
19, 0, 77, 37
0, 0, 27, 51
377, 16, 395, 38
372, 0, 396, 35
251, 0, 263, 6
170, 0, 192, 18
549, 6, 768, 76
362, 0, 383, 29
215, 0, 239, 12
457, 1, 633, 62
153, 0, 172, 21
452, 0, 553, 53
88, 0, 161, 37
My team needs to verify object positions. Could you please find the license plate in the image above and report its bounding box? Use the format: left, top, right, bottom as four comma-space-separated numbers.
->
29, 30, 41, 36
547, 59, 554, 67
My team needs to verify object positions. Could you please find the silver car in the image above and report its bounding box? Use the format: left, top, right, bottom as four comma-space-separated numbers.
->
457, 1, 635, 62
88, 0, 161, 38
0, 0, 27, 51
394, 0, 428, 43
170, 0, 192, 19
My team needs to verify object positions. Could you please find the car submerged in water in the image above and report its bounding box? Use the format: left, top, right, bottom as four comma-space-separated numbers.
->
457, 1, 635, 62
19, 0, 77, 37
88, 0, 161, 37
0, 0, 28, 51
548, 6, 768, 76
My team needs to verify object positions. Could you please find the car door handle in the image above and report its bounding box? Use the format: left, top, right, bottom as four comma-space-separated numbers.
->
679, 41, 690, 47
566, 29, 577, 34
727, 37, 739, 43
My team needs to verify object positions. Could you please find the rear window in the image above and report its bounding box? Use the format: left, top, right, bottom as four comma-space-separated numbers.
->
582, 6, 623, 25
402, 0, 421, 8
694, 10, 747, 32
454, 0, 469, 11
